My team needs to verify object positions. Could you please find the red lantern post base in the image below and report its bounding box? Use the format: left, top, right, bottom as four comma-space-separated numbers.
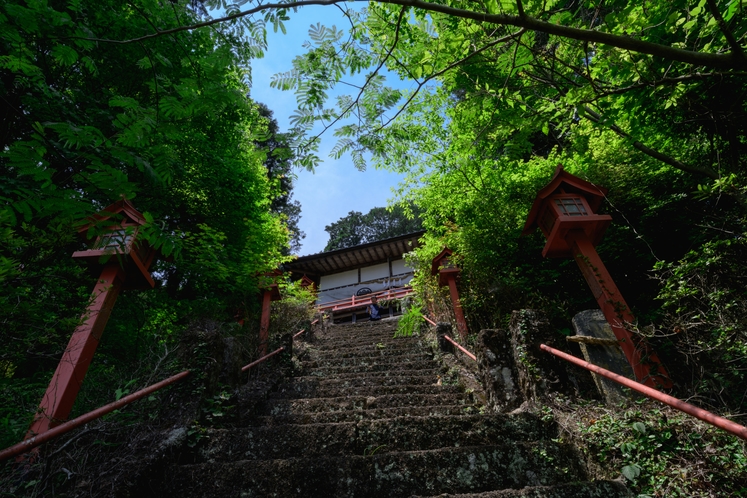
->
444, 275, 469, 341
567, 230, 672, 389
26, 264, 126, 439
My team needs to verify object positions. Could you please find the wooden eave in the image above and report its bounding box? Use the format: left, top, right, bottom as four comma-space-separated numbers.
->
285, 231, 425, 278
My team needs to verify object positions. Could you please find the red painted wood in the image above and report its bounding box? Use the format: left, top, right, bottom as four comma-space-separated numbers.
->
26, 264, 126, 438
445, 275, 469, 341
567, 230, 672, 389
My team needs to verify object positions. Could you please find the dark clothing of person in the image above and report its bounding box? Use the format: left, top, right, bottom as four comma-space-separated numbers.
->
368, 302, 382, 321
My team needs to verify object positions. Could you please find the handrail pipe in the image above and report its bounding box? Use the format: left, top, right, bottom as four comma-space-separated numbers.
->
443, 334, 477, 362
1, 370, 191, 463
540, 344, 747, 441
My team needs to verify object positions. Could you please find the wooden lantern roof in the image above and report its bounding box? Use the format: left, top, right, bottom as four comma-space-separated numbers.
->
521, 165, 608, 237
260, 269, 283, 301
71, 199, 156, 290
430, 247, 453, 276
74, 198, 148, 234
431, 246, 460, 287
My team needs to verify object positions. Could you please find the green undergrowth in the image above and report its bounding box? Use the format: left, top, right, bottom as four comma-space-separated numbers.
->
552, 397, 747, 497
394, 304, 425, 338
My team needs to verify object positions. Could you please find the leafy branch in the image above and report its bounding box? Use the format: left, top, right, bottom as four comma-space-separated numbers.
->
71, 0, 747, 70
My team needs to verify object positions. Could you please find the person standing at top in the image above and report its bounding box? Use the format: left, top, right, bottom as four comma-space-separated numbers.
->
367, 295, 382, 321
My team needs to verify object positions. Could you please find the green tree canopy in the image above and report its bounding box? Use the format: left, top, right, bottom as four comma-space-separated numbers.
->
324, 203, 423, 251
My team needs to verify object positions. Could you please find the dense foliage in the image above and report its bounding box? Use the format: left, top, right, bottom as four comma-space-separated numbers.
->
1, 0, 746, 495
323, 203, 423, 251
0, 0, 298, 449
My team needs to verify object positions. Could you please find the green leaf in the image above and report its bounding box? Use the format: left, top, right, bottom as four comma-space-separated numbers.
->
621, 464, 641, 481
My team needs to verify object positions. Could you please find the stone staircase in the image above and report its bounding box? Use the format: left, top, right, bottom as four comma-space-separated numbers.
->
160, 318, 631, 497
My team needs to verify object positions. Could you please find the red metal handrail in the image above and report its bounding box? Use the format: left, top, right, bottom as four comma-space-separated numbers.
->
422, 315, 476, 361
540, 344, 747, 441
443, 334, 477, 361
244, 319, 320, 371
0, 370, 191, 462
241, 346, 285, 372
3, 317, 323, 462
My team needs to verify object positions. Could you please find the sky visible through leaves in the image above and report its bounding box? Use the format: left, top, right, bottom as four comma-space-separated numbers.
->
247, 5, 412, 255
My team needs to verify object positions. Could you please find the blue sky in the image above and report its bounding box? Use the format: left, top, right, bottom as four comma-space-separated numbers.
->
246, 5, 410, 256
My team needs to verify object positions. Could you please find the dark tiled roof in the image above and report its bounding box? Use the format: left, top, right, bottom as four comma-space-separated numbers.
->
285, 231, 425, 277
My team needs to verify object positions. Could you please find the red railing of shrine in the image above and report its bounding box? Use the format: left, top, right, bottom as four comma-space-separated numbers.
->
541, 344, 747, 441
1, 319, 320, 463
317, 287, 414, 314
442, 334, 477, 361
423, 315, 477, 361
0, 370, 191, 462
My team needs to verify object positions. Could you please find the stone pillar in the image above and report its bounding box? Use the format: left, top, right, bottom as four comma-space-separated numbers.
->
509, 309, 596, 402
572, 310, 637, 404
436, 322, 454, 354
475, 329, 522, 412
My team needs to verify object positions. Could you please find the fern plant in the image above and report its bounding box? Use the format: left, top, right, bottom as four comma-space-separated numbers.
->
394, 304, 424, 338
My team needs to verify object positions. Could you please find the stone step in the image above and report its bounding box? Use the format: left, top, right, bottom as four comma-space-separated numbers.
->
412, 481, 632, 497
314, 335, 417, 350
164, 443, 585, 498
198, 413, 557, 461
319, 321, 398, 337
253, 404, 482, 425
314, 345, 427, 359
270, 382, 461, 399
300, 353, 433, 369
290, 370, 444, 387
303, 359, 438, 376
263, 393, 470, 416
302, 367, 443, 381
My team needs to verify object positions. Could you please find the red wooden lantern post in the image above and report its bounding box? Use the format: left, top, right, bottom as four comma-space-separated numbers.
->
431, 247, 469, 341
258, 270, 282, 357
522, 165, 671, 389
26, 200, 158, 440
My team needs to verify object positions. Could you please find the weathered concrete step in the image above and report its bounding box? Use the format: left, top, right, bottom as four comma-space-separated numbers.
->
290, 370, 443, 387
412, 481, 632, 497
301, 353, 432, 369
313, 344, 426, 359
304, 367, 442, 381
264, 393, 470, 415
270, 382, 461, 399
199, 413, 557, 461
315, 335, 417, 350
305, 359, 438, 375
324, 319, 400, 330
317, 322, 406, 334
253, 404, 481, 425
164, 443, 585, 497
